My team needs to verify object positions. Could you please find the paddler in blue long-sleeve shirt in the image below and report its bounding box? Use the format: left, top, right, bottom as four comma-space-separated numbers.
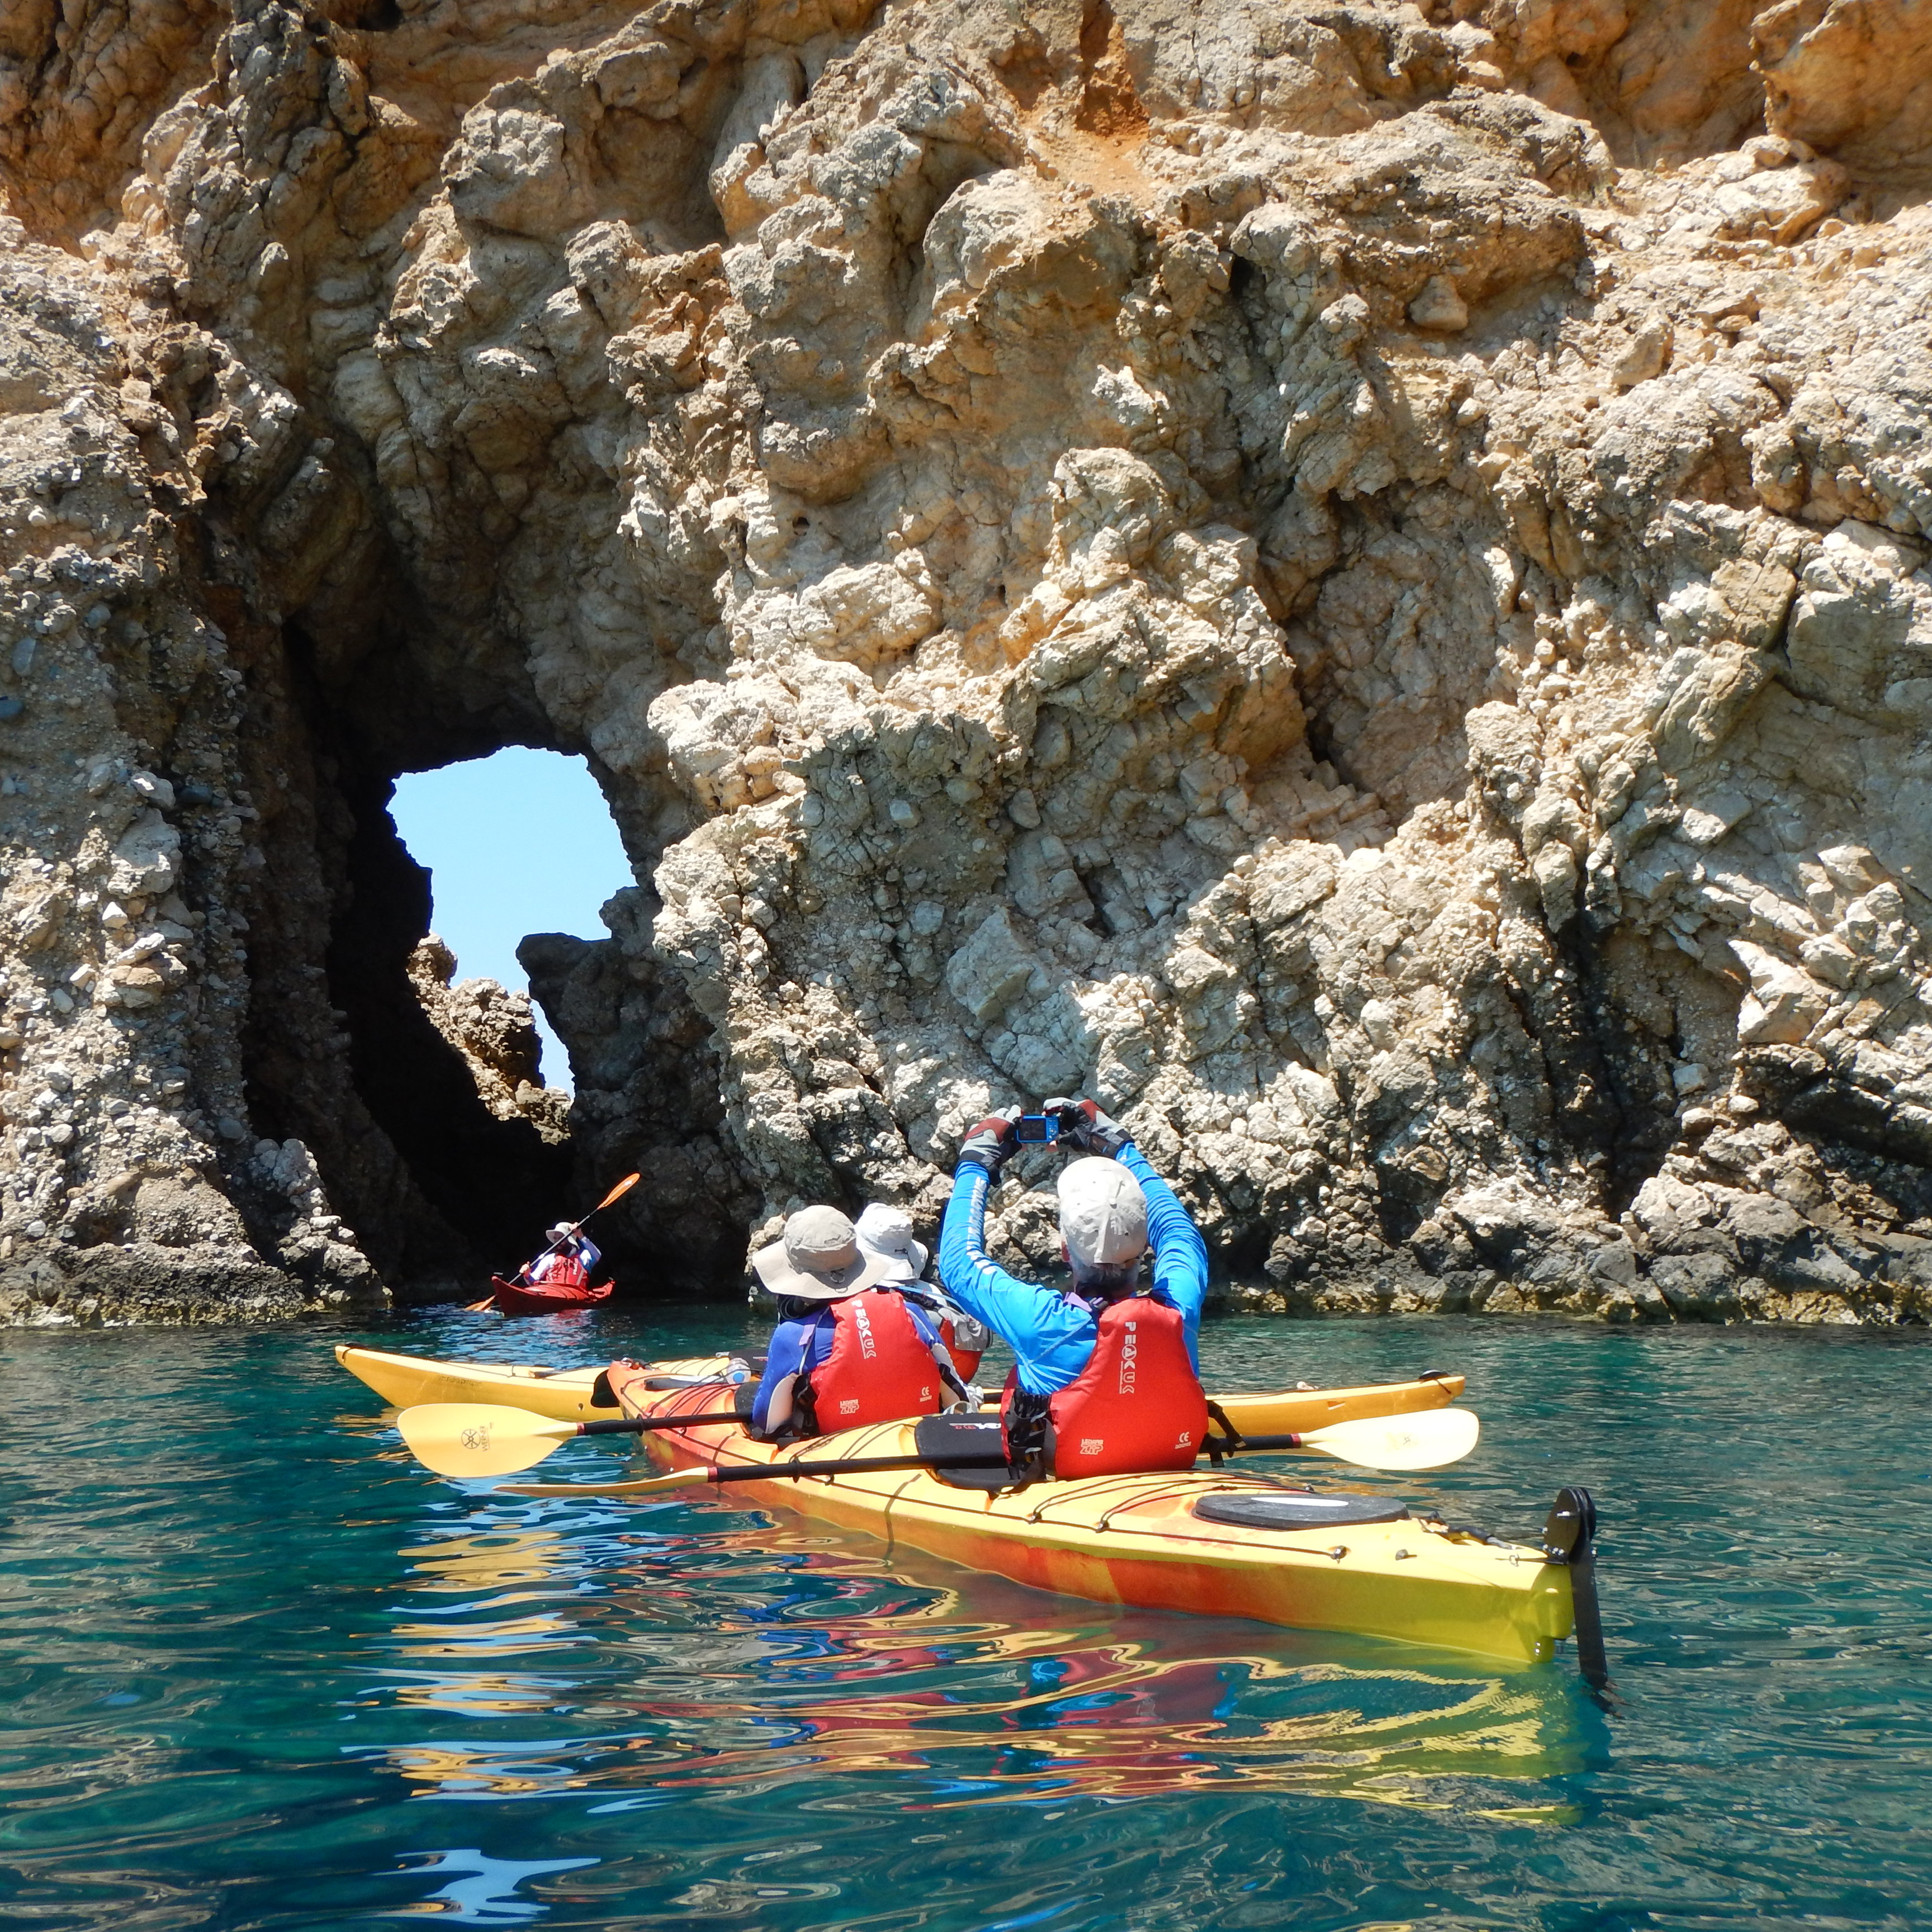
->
938, 1096, 1213, 1484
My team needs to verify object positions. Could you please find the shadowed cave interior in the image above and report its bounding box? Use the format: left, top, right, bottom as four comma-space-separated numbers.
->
220, 616, 751, 1304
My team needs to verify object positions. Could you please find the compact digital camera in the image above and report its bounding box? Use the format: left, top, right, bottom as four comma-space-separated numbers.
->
1015, 1105, 1075, 1144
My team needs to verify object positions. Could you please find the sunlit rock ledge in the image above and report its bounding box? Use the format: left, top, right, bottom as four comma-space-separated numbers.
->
3, 0, 1932, 1326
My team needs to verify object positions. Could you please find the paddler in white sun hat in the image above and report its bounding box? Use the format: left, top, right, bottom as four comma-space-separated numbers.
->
854, 1201, 992, 1382
938, 1096, 1211, 1483
746, 1204, 973, 1440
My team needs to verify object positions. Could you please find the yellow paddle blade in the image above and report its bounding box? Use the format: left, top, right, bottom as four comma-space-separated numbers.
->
501, 1465, 716, 1499
1300, 1408, 1480, 1472
397, 1403, 579, 1478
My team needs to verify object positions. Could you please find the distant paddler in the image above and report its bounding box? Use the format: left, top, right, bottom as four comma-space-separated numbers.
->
470, 1171, 638, 1312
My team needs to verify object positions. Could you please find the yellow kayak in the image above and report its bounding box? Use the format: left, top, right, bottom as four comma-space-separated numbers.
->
603, 1368, 1589, 1668
333, 1344, 1466, 1434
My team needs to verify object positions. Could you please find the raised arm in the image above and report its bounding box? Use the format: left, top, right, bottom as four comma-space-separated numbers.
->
1116, 1142, 1209, 1367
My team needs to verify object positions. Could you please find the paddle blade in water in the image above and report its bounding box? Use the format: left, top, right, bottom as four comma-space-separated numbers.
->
501, 1465, 718, 1499
397, 1403, 579, 1477
1301, 1408, 1479, 1471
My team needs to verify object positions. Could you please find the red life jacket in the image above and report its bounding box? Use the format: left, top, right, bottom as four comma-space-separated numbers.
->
530, 1252, 589, 1290
802, 1289, 947, 1431
939, 1317, 983, 1381
1001, 1296, 1209, 1479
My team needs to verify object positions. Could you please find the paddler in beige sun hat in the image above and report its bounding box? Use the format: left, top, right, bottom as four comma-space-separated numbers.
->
746, 1204, 971, 1439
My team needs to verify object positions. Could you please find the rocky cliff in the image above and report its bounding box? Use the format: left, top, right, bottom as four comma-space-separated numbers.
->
3, 0, 1932, 1325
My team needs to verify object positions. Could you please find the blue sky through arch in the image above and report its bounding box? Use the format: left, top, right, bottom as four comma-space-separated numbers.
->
389, 746, 632, 1091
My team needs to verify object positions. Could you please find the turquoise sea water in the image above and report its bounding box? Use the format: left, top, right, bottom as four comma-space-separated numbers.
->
3, 1309, 1930, 1931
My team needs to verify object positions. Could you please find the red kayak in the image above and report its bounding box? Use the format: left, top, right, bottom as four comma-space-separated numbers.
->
487, 1274, 614, 1316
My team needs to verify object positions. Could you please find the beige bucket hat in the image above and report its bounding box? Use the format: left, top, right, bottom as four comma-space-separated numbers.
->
854, 1201, 929, 1279
752, 1204, 908, 1301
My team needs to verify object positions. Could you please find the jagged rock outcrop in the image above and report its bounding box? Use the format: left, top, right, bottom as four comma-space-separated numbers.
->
406, 932, 570, 1134
3, 0, 1932, 1323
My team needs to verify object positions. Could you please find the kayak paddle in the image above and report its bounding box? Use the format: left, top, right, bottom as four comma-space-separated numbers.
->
467, 1171, 642, 1312
396, 1400, 1479, 1485
399, 1400, 745, 1476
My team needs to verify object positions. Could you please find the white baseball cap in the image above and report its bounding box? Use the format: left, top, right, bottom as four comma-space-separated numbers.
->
751, 1205, 904, 1301
854, 1202, 927, 1278
1057, 1157, 1147, 1267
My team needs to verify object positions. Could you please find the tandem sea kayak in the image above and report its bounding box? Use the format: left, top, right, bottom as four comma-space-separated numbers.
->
333, 1345, 1467, 1437
594, 1364, 1599, 1670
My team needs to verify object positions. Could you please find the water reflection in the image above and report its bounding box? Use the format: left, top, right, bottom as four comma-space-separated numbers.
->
377, 1848, 597, 1921
357, 1504, 1586, 1821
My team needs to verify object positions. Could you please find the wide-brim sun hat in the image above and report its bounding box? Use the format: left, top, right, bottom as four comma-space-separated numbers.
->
751, 1204, 907, 1301
854, 1201, 928, 1278
1057, 1157, 1148, 1267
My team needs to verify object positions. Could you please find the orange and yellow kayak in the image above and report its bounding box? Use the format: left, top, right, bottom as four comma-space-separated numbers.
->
605, 1365, 1579, 1667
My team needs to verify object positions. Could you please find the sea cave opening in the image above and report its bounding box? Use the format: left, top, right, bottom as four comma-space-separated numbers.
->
389, 747, 632, 1097
311, 745, 637, 1301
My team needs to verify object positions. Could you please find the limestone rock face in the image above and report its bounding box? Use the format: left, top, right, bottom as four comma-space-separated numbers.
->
4, 0, 1932, 1324
406, 933, 570, 1135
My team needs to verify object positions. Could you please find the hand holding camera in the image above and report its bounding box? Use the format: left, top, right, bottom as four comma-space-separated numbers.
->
963, 1097, 1131, 1179
1041, 1096, 1131, 1158
956, 1107, 1022, 1178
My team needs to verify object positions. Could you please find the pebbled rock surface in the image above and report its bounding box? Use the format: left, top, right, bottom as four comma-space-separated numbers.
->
3, 0, 1932, 1324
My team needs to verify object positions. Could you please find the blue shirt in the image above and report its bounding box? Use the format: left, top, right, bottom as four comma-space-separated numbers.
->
937, 1143, 1209, 1396
751, 1292, 947, 1434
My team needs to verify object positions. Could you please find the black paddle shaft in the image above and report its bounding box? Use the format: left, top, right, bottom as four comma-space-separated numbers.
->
576, 1412, 742, 1436
704, 1452, 1010, 1483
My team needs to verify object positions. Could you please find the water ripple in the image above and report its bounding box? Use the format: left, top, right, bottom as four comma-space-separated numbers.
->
3, 1314, 1930, 1928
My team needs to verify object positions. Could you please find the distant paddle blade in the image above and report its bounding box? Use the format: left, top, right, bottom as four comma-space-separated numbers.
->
501, 1465, 717, 1499
1301, 1407, 1480, 1471
398, 1402, 578, 1478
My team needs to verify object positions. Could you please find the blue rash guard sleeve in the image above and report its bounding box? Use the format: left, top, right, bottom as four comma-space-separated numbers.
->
938, 1144, 1209, 1395
939, 1163, 1100, 1396
1116, 1143, 1209, 1369
751, 1314, 822, 1433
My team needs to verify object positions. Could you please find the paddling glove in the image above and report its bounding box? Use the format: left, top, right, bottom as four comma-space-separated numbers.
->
957, 1108, 1021, 1180
1048, 1096, 1130, 1159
